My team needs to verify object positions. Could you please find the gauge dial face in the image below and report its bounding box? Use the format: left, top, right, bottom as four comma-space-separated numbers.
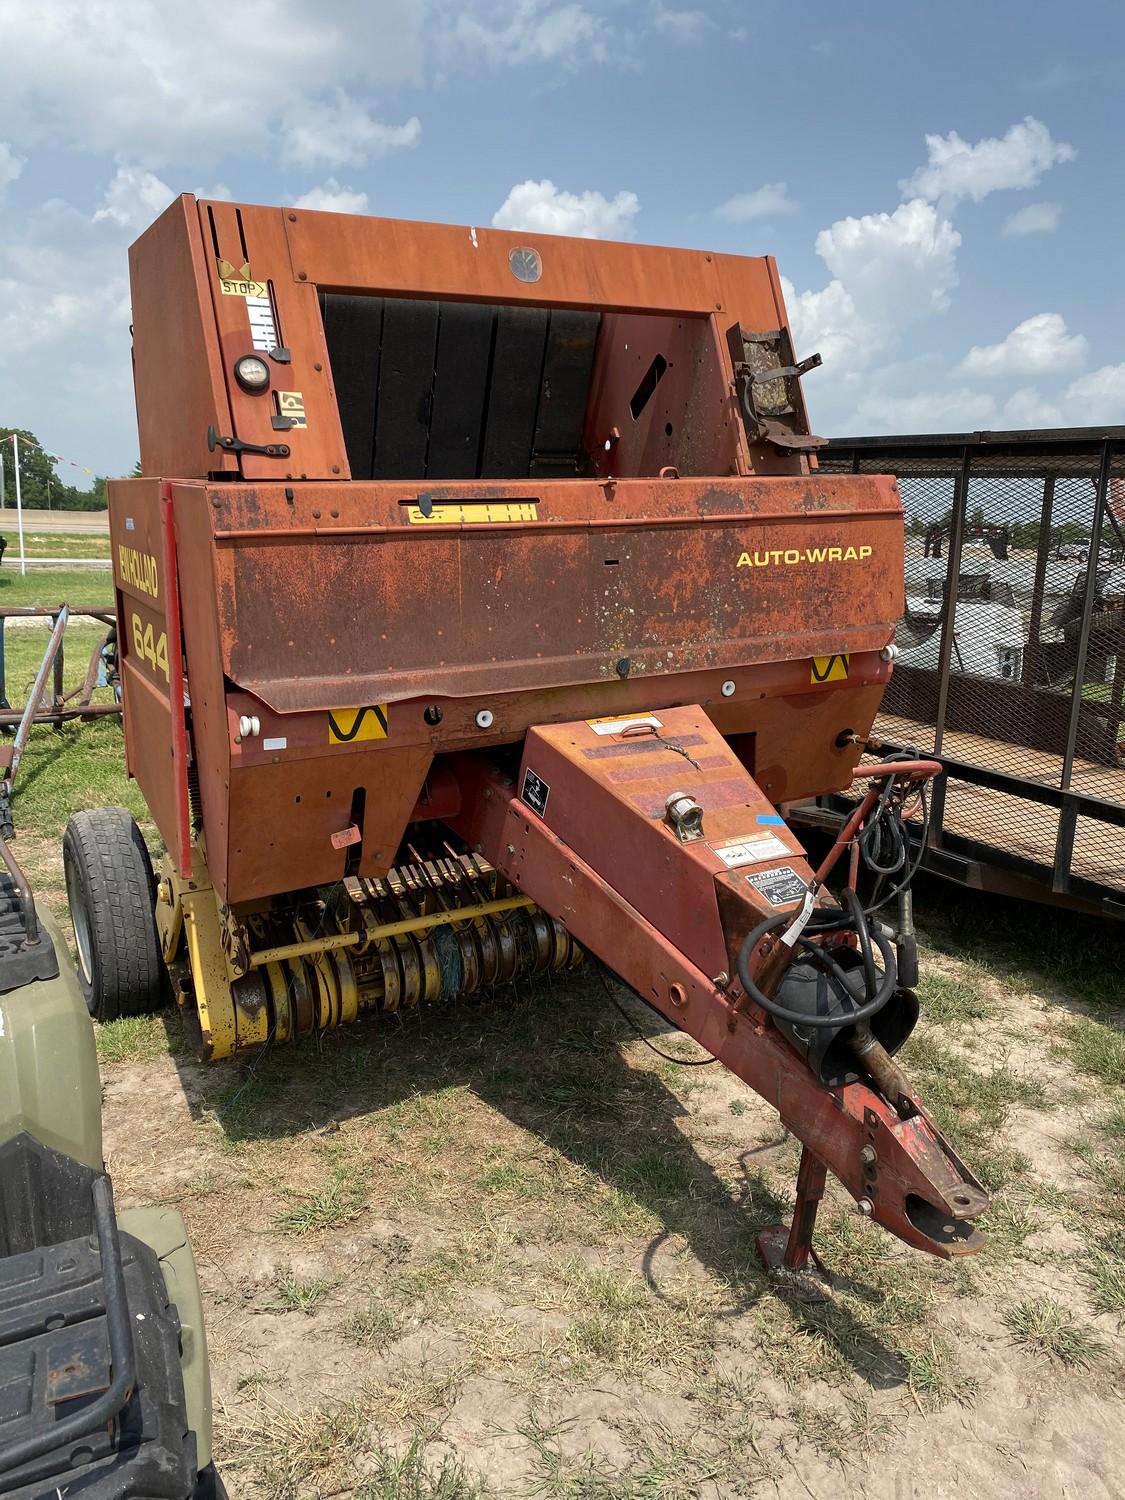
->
508, 247, 542, 284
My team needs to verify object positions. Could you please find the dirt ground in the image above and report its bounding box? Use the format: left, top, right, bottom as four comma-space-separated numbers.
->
92, 908, 1125, 1500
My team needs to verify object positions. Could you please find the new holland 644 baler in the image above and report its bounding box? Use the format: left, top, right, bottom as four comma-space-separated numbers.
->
65, 195, 988, 1275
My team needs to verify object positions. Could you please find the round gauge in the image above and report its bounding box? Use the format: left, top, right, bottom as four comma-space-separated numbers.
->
508, 246, 543, 284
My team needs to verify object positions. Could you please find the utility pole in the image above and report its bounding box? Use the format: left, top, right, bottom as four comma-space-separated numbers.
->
12, 434, 27, 576
0, 446, 5, 509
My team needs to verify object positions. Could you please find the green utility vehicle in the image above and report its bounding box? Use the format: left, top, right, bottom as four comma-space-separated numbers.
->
0, 827, 221, 1498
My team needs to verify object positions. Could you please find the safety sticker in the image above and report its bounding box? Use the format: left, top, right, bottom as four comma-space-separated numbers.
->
331, 824, 362, 850
328, 705, 388, 744
405, 501, 539, 525
711, 832, 791, 868
587, 714, 662, 736
277, 390, 307, 428
219, 275, 269, 298
521, 767, 550, 817
811, 653, 849, 683
745, 865, 808, 907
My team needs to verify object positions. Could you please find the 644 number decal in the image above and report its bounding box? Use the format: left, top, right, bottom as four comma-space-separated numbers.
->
130, 611, 169, 682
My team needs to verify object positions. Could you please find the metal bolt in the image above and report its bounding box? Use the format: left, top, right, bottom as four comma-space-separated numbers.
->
314, 362, 323, 372
857, 1198, 873, 1217
880, 644, 899, 662
860, 1145, 877, 1167
298, 271, 308, 280
288, 213, 297, 222
506, 844, 515, 856
476, 708, 494, 729
712, 970, 729, 987
721, 680, 736, 698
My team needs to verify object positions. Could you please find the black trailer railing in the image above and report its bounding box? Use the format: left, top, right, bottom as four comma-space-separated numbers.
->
817, 427, 1125, 918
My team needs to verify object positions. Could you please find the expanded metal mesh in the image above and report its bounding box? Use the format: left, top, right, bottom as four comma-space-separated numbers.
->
822, 435, 1125, 900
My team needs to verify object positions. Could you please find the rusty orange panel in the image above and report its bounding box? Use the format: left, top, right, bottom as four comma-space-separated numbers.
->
129, 198, 236, 479
198, 201, 349, 482
281, 208, 781, 321
197, 474, 902, 714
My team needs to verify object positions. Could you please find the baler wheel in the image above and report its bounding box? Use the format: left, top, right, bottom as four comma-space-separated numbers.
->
63, 807, 165, 1021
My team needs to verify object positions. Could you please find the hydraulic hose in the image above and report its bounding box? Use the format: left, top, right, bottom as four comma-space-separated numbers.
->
735, 898, 898, 1030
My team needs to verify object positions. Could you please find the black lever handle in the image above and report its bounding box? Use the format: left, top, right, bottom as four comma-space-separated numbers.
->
206, 424, 291, 459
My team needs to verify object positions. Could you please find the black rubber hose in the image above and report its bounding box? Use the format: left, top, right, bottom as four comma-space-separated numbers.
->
842, 885, 877, 999
735, 907, 898, 1030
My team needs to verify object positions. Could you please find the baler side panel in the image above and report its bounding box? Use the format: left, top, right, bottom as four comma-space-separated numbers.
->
585, 314, 740, 478
108, 479, 192, 875
129, 197, 237, 482
171, 484, 234, 898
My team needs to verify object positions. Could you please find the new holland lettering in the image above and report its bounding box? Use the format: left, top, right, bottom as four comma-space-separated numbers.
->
118, 544, 160, 599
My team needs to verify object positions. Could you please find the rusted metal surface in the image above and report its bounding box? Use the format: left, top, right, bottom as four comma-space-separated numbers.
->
109, 198, 995, 1264
448, 744, 985, 1258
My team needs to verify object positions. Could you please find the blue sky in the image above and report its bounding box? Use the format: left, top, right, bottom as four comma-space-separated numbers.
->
1, 0, 1122, 484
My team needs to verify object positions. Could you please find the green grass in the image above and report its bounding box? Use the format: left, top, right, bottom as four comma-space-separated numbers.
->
1003, 1297, 1107, 1369
271, 1271, 337, 1315
1053, 1014, 1125, 1088
355, 1435, 488, 1500
342, 1295, 402, 1351
18, 533, 111, 559
915, 880, 1125, 1013
915, 969, 993, 1025
273, 1159, 370, 1235
0, 566, 112, 610
94, 1012, 175, 1063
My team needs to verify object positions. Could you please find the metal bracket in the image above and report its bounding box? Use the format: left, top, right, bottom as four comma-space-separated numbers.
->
726, 324, 826, 455
206, 425, 291, 459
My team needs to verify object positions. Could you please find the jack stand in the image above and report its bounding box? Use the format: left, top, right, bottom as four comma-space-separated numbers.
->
757, 1146, 833, 1302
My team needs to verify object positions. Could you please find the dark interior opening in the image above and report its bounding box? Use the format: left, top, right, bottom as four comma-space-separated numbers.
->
320, 293, 602, 482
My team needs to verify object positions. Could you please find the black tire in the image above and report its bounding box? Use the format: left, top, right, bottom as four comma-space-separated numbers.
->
63, 807, 164, 1020
193, 1463, 228, 1500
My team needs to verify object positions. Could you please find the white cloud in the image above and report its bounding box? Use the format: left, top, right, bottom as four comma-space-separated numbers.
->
92, 162, 176, 231
815, 198, 961, 328
292, 180, 370, 213
899, 116, 1074, 205
960, 313, 1088, 379
0, 142, 23, 191
0, 1, 617, 170
1063, 363, 1125, 415
842, 384, 999, 436
1002, 201, 1061, 236
453, 2, 613, 68
0, 1, 428, 168
492, 178, 640, 239
281, 92, 420, 169
781, 275, 873, 371
651, 5, 713, 41
716, 183, 797, 223
1002, 387, 1064, 428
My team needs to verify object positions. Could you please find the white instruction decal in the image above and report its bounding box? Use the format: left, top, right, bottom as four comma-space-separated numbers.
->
586, 714, 662, 736
711, 833, 790, 868
245, 290, 279, 353
262, 736, 288, 751
745, 865, 808, 908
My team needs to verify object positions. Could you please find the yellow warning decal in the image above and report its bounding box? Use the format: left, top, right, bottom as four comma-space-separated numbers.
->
277, 390, 307, 428
219, 277, 269, 298
405, 501, 539, 525
811, 654, 849, 684
328, 705, 388, 744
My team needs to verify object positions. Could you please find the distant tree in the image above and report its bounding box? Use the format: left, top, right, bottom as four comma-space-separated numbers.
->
0, 426, 109, 510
